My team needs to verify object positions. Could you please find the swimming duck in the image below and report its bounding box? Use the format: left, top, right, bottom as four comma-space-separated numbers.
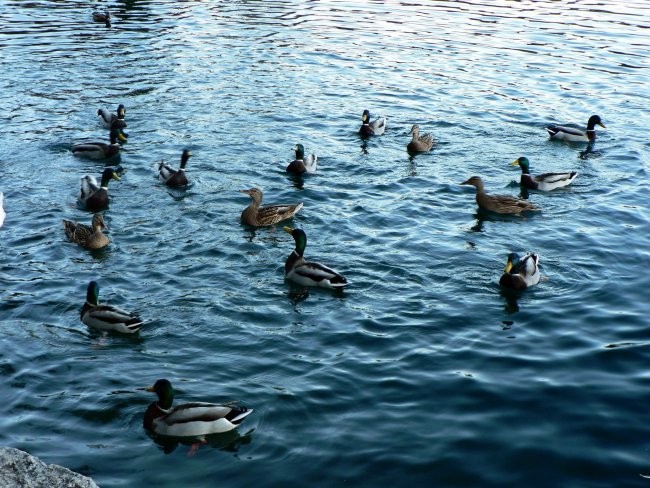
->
157, 149, 191, 187
92, 10, 111, 27
0, 192, 5, 229
78, 167, 121, 212
359, 109, 386, 137
407, 124, 434, 153
546, 115, 605, 142
97, 104, 126, 130
461, 176, 540, 214
283, 226, 348, 289
499, 253, 540, 290
62, 213, 109, 250
72, 124, 127, 160
143, 379, 253, 437
80, 281, 143, 333
240, 188, 303, 227
286, 144, 317, 174
511, 157, 577, 191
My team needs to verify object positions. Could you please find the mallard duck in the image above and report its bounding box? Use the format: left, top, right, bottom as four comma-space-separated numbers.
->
92, 10, 111, 27
546, 115, 605, 142
80, 280, 143, 333
407, 124, 434, 153
286, 144, 317, 174
359, 109, 386, 137
283, 226, 348, 289
62, 213, 109, 250
511, 157, 577, 191
240, 188, 303, 227
143, 379, 253, 437
157, 149, 191, 187
97, 104, 126, 130
499, 253, 540, 290
78, 167, 121, 212
0, 192, 5, 229
461, 176, 540, 214
72, 124, 127, 160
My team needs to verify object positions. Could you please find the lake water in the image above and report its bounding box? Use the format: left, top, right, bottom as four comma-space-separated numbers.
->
1, 1, 650, 486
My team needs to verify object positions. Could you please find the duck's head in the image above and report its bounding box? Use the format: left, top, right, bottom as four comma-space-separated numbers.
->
460, 176, 484, 190
100, 167, 121, 186
117, 104, 126, 119
294, 144, 305, 160
146, 379, 174, 409
239, 187, 263, 203
91, 213, 107, 231
503, 253, 521, 273
511, 157, 530, 173
587, 115, 605, 130
180, 149, 192, 169
409, 124, 420, 135
361, 109, 370, 124
86, 280, 100, 306
283, 226, 307, 255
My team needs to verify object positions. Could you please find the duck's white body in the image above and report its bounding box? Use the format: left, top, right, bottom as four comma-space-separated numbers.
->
147, 403, 253, 437
285, 254, 348, 289
79, 175, 100, 201
499, 253, 540, 290
81, 304, 143, 333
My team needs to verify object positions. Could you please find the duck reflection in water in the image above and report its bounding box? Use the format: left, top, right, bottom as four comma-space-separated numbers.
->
146, 427, 253, 456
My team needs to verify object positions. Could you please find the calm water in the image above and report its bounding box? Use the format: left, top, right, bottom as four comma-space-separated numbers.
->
1, 1, 650, 486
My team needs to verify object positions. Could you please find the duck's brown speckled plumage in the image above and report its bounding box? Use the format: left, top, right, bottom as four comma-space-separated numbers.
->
240, 188, 303, 227
461, 176, 540, 214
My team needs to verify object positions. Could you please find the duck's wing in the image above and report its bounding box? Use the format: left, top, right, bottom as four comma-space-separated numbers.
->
371, 117, 386, 135
157, 161, 177, 182
294, 261, 348, 288
80, 175, 99, 200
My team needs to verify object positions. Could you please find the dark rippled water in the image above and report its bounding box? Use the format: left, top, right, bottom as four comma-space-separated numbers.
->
1, 1, 650, 486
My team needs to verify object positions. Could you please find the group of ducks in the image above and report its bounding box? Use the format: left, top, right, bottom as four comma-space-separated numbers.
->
27, 104, 604, 440
361, 110, 605, 291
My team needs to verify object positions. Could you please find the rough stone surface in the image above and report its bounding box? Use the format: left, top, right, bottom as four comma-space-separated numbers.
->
0, 447, 99, 488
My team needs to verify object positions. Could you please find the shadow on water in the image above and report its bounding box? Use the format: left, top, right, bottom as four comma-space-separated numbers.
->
146, 427, 254, 456
499, 287, 521, 314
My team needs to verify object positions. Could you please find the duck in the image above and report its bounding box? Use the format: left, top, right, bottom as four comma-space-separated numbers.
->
499, 253, 540, 290
72, 123, 128, 160
80, 280, 143, 333
62, 213, 109, 250
359, 109, 386, 137
143, 379, 253, 437
78, 167, 121, 212
97, 104, 126, 130
240, 188, 303, 227
92, 10, 111, 27
286, 144, 317, 174
511, 157, 577, 191
0, 192, 5, 229
546, 115, 605, 142
283, 226, 348, 289
407, 124, 434, 153
461, 176, 540, 214
157, 149, 191, 187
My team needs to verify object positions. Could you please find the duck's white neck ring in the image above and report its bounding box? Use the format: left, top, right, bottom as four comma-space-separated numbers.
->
100, 186, 108, 190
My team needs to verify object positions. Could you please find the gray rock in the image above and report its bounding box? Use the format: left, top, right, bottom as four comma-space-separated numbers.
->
0, 447, 99, 488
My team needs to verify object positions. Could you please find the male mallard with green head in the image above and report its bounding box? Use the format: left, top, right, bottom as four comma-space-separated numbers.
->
511, 157, 577, 191
97, 104, 126, 130
461, 176, 540, 214
286, 144, 317, 174
72, 121, 128, 160
359, 109, 386, 138
143, 379, 253, 437
283, 226, 348, 289
78, 167, 121, 212
80, 281, 143, 333
240, 188, 303, 227
157, 149, 191, 187
499, 253, 540, 290
63, 213, 109, 250
546, 114, 605, 142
